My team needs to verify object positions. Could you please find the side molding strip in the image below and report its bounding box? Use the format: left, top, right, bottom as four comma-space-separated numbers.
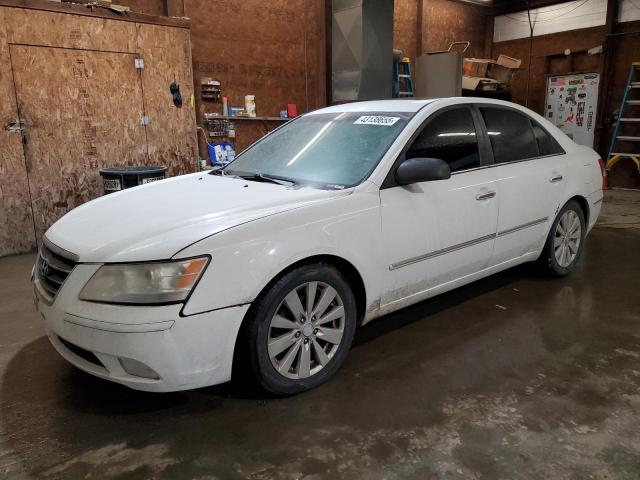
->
497, 217, 548, 237
389, 234, 496, 271
389, 217, 548, 271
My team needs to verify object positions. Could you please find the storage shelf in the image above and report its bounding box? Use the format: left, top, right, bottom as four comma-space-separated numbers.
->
214, 115, 290, 122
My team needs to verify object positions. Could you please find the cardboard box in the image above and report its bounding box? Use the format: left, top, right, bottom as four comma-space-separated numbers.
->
487, 54, 522, 84
462, 58, 493, 78
496, 54, 522, 69
462, 76, 500, 92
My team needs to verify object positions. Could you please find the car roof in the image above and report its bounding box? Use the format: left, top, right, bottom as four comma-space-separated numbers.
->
307, 97, 526, 115
307, 99, 438, 114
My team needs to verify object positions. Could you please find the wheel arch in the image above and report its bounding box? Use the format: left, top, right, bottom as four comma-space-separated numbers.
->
231, 254, 367, 380
566, 194, 590, 226
249, 254, 367, 325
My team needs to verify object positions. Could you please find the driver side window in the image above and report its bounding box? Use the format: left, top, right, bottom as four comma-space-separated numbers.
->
407, 107, 480, 173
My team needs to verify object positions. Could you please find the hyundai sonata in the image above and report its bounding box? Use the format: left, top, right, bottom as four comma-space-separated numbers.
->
33, 98, 604, 395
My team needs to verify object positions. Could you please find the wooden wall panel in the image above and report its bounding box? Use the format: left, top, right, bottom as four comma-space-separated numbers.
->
393, 0, 490, 84
423, 0, 487, 58
118, 0, 165, 16
394, 0, 419, 60
137, 23, 198, 176
0, 4, 196, 255
10, 46, 149, 240
491, 26, 606, 116
0, 8, 36, 255
185, 0, 325, 154
4, 8, 137, 52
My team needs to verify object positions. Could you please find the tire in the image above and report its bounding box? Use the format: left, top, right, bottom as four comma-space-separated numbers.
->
537, 200, 586, 277
243, 263, 357, 395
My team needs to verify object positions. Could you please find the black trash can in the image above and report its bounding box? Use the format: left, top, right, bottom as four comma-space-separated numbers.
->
99, 166, 167, 195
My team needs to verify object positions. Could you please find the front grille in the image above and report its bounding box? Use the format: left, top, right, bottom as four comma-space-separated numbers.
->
36, 239, 78, 301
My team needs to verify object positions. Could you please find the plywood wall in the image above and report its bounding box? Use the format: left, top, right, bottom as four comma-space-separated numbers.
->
0, 8, 36, 256
184, 0, 325, 153
137, 23, 198, 176
0, 3, 197, 255
118, 0, 165, 16
10, 45, 149, 241
423, 0, 487, 57
393, 0, 489, 73
491, 25, 607, 115
131, 0, 488, 157
394, 0, 419, 61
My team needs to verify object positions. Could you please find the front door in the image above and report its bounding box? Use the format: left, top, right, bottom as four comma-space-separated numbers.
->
380, 106, 499, 308
10, 45, 149, 243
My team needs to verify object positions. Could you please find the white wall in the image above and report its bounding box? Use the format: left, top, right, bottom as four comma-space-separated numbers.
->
493, 0, 608, 43
619, 0, 640, 22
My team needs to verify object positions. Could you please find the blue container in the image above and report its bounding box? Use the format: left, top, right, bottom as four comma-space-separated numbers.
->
207, 142, 217, 164
208, 142, 236, 166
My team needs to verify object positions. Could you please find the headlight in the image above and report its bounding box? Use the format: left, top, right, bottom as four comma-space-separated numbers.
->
79, 257, 209, 305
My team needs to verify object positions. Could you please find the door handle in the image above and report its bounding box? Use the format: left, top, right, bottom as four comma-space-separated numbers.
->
549, 175, 563, 183
475, 191, 496, 201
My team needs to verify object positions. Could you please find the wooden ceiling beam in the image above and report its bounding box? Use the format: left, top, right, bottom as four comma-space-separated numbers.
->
163, 0, 184, 17
0, 0, 190, 27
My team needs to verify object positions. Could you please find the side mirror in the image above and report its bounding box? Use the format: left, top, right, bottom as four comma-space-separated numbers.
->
395, 157, 451, 185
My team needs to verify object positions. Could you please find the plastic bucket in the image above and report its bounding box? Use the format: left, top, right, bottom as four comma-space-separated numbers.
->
99, 166, 167, 195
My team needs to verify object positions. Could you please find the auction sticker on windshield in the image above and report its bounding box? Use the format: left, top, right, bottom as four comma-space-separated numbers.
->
354, 116, 400, 126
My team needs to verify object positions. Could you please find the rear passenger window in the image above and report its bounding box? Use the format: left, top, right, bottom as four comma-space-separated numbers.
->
480, 107, 539, 163
531, 121, 564, 156
407, 107, 480, 172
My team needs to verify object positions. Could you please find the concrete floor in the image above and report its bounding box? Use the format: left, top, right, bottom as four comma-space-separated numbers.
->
1, 190, 640, 480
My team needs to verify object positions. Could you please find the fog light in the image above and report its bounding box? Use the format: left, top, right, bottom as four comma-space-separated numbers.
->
119, 357, 160, 380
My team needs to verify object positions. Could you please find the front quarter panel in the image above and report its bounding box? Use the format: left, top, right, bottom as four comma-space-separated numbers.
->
178, 191, 383, 317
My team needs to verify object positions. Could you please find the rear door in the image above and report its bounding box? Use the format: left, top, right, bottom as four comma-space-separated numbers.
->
379, 105, 499, 307
476, 105, 567, 266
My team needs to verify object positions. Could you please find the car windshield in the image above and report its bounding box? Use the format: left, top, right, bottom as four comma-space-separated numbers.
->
220, 111, 412, 188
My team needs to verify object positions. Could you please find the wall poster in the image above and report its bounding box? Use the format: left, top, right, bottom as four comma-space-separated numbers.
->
545, 73, 600, 148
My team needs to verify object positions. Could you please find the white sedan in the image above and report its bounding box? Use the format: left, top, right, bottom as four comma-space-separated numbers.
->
33, 98, 604, 395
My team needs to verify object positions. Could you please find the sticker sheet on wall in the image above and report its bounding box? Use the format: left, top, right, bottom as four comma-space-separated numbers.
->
545, 73, 600, 148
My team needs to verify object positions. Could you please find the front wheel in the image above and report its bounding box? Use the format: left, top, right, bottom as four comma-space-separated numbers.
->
244, 263, 357, 395
538, 200, 586, 276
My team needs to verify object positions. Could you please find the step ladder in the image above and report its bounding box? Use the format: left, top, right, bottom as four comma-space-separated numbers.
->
393, 57, 414, 98
607, 62, 640, 172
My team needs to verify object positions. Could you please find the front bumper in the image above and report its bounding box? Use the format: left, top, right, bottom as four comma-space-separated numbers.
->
34, 263, 249, 392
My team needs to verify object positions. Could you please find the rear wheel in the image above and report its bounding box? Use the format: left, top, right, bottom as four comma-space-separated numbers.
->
244, 263, 357, 395
538, 200, 586, 276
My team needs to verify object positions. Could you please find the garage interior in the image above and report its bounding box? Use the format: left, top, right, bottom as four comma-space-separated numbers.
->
1, 0, 640, 478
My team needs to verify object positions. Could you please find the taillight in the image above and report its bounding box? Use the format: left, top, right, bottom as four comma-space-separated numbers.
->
597, 158, 607, 190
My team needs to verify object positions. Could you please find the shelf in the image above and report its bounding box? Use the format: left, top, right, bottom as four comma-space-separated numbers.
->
214, 115, 290, 122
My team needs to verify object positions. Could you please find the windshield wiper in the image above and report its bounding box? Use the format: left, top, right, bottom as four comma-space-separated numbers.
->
209, 168, 237, 177
211, 168, 297, 186
236, 173, 296, 186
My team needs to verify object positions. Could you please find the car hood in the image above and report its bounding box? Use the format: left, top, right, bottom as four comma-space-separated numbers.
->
45, 172, 350, 262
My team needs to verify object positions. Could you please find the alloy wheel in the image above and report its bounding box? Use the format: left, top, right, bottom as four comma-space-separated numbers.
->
267, 281, 345, 379
554, 210, 582, 268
